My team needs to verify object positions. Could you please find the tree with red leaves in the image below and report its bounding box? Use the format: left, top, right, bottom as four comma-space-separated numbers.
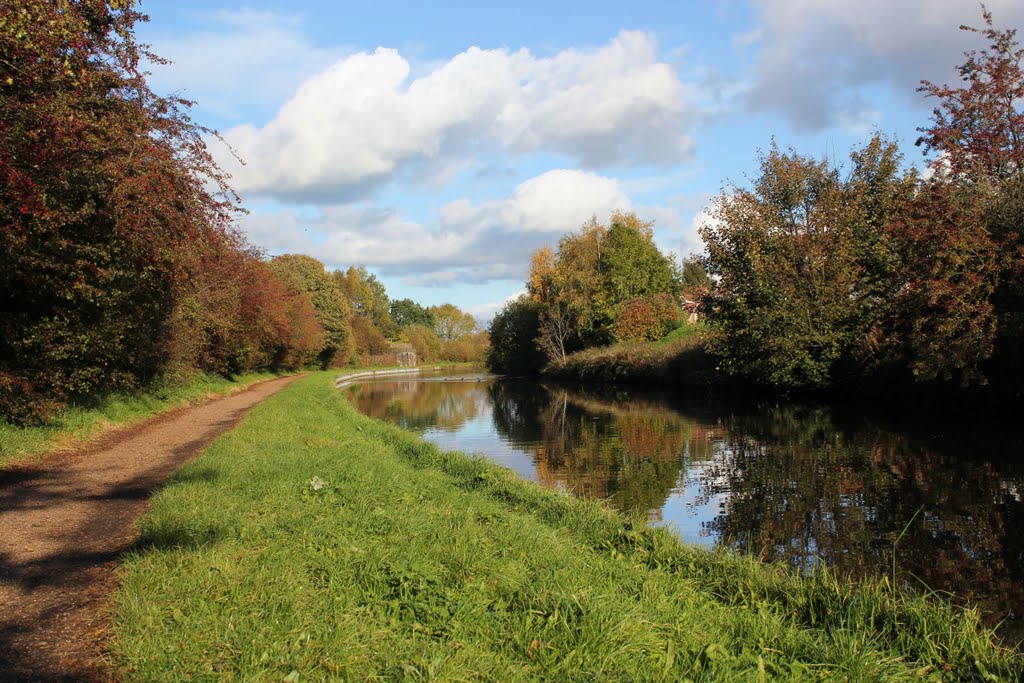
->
0, 0, 242, 422
916, 7, 1024, 392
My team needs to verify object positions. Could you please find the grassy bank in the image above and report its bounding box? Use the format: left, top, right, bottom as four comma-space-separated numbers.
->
543, 327, 720, 387
0, 372, 281, 467
109, 372, 1020, 681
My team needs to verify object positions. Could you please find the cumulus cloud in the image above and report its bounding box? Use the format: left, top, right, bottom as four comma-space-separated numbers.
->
440, 169, 631, 236
239, 170, 636, 286
217, 31, 697, 202
745, 0, 1024, 130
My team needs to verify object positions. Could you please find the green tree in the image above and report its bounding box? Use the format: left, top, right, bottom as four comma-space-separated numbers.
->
272, 255, 354, 367
486, 297, 546, 375
334, 265, 398, 339
679, 255, 714, 293
429, 303, 477, 341
701, 136, 915, 390
390, 298, 434, 328
600, 213, 677, 307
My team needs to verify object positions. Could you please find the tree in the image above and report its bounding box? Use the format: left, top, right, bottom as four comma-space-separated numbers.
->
403, 323, 443, 362
613, 293, 681, 343
272, 255, 354, 367
335, 265, 397, 339
0, 0, 241, 422
916, 8, 1024, 392
917, 8, 1024, 185
599, 212, 677, 307
429, 303, 476, 341
524, 212, 679, 351
701, 136, 916, 390
679, 255, 714, 293
390, 298, 434, 328
486, 297, 546, 375
536, 301, 573, 363
350, 314, 391, 358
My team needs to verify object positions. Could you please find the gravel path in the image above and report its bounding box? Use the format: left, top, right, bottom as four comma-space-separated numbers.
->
0, 375, 300, 682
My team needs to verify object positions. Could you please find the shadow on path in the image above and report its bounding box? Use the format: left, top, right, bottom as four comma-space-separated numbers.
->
0, 375, 299, 682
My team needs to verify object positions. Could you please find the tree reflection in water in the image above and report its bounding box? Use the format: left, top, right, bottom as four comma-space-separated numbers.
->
345, 374, 1024, 640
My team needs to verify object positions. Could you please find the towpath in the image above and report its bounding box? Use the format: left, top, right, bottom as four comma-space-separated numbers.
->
0, 375, 300, 681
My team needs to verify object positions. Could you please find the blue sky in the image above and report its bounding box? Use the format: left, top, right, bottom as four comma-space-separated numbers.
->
137, 0, 1024, 321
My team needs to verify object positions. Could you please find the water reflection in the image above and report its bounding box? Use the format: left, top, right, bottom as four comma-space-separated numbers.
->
345, 373, 1024, 640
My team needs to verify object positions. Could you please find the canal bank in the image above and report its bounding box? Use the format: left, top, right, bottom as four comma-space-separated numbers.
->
108, 372, 1021, 680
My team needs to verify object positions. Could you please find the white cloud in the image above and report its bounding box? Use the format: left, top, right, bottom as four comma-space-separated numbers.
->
441, 169, 631, 235
745, 0, 1024, 130
217, 31, 698, 202
238, 170, 638, 287
465, 290, 528, 325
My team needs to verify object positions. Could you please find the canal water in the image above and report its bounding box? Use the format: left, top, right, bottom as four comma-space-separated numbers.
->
342, 368, 1024, 642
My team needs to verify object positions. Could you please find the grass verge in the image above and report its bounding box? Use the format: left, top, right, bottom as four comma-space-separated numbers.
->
543, 330, 720, 387
0, 372, 280, 467
109, 372, 1020, 681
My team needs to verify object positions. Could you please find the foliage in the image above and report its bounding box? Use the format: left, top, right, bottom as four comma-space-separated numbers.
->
884, 183, 1001, 384
335, 265, 398, 339
403, 323, 443, 362
701, 136, 917, 390
429, 303, 477, 341
272, 255, 354, 368
916, 8, 1024, 394
109, 373, 1021, 680
612, 293, 681, 343
486, 297, 546, 375
350, 314, 391, 358
600, 213, 677, 310
390, 298, 434, 328
0, 0, 244, 422
523, 212, 680, 359
441, 330, 490, 363
679, 255, 714, 293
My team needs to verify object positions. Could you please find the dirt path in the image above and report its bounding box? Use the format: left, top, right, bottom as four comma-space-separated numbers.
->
0, 375, 300, 682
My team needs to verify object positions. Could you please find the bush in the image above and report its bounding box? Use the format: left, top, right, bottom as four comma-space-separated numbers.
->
613, 293, 681, 343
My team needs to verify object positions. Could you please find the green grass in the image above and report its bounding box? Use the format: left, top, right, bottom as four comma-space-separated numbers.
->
109, 372, 1020, 681
0, 372, 280, 467
656, 322, 707, 345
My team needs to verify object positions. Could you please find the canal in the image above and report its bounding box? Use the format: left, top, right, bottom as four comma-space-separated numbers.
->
342, 368, 1024, 642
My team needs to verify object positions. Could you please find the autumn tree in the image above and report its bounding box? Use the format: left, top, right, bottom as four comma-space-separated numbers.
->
335, 265, 398, 339
272, 255, 354, 367
613, 293, 681, 343
916, 8, 1024, 392
702, 136, 916, 390
0, 0, 242, 421
525, 212, 680, 356
429, 303, 477, 341
404, 323, 443, 361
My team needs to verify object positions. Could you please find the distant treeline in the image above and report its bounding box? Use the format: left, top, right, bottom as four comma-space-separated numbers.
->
0, 1, 485, 424
489, 10, 1024, 402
